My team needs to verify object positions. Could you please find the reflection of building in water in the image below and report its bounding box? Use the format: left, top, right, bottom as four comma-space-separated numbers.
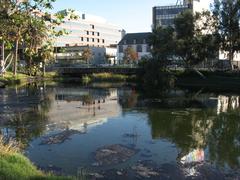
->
217, 95, 240, 114
47, 88, 121, 132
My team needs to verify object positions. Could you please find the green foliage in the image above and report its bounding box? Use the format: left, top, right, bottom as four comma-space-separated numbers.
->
142, 59, 176, 95
123, 46, 138, 64
174, 10, 218, 68
213, 0, 240, 68
0, 153, 72, 180
150, 26, 175, 63
0, 0, 78, 76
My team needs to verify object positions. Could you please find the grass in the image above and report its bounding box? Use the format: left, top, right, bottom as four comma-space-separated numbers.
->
82, 73, 136, 84
44, 72, 60, 79
0, 136, 72, 180
0, 71, 29, 86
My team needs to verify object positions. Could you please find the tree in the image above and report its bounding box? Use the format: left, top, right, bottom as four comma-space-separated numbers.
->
0, 0, 78, 77
123, 46, 138, 64
174, 10, 218, 70
81, 48, 93, 64
149, 26, 175, 67
39, 43, 54, 77
213, 0, 240, 70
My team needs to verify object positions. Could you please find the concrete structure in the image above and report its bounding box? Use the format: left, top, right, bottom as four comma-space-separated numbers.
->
55, 46, 118, 65
117, 32, 152, 63
153, 0, 211, 28
54, 11, 125, 65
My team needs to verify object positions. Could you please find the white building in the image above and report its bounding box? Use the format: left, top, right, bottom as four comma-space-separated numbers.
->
54, 11, 125, 65
117, 33, 152, 63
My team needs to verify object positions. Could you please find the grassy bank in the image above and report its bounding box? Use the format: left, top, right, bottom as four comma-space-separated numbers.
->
0, 137, 72, 180
82, 73, 137, 84
0, 71, 60, 88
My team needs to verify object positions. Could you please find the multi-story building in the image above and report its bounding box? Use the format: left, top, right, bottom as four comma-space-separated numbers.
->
117, 32, 152, 63
153, 0, 211, 29
54, 11, 125, 65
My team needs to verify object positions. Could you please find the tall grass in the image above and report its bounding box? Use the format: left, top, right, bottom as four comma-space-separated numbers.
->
0, 136, 20, 155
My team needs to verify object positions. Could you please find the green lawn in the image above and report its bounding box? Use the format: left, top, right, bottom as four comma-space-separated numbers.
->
0, 136, 73, 180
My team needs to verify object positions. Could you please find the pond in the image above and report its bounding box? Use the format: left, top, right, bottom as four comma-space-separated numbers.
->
0, 82, 240, 179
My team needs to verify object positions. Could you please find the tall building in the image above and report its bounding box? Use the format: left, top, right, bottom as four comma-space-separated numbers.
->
153, 0, 211, 29
55, 11, 125, 48
54, 11, 125, 65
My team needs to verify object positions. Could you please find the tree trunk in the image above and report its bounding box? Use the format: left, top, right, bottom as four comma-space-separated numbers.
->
13, 39, 19, 76
228, 50, 234, 70
29, 56, 32, 76
0, 41, 4, 76
42, 59, 46, 77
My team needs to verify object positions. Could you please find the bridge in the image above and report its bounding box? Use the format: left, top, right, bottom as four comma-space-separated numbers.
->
58, 67, 144, 77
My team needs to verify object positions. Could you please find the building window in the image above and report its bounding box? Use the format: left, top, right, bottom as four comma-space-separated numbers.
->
92, 38, 94, 42
81, 37, 84, 41
133, 39, 136, 44
147, 45, 151, 52
91, 25, 95, 29
137, 45, 142, 52
92, 32, 94, 35
102, 39, 105, 43
86, 31, 89, 35
119, 45, 123, 53
97, 32, 100, 36
143, 39, 146, 44
97, 39, 100, 43
124, 40, 127, 44
87, 38, 89, 42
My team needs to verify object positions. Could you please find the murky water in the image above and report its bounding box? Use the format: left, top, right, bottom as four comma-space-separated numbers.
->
0, 82, 240, 179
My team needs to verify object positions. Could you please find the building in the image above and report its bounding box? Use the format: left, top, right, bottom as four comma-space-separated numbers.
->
54, 11, 125, 65
153, 0, 211, 29
117, 32, 152, 63
55, 45, 118, 65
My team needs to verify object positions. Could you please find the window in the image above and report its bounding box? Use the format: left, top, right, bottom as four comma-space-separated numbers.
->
87, 38, 89, 42
81, 37, 84, 41
124, 40, 127, 44
92, 32, 94, 35
86, 31, 89, 35
119, 45, 123, 53
133, 39, 136, 44
143, 39, 146, 44
137, 45, 142, 52
97, 32, 100, 36
97, 39, 100, 43
92, 38, 95, 42
147, 45, 151, 52
91, 24, 95, 29
102, 39, 105, 43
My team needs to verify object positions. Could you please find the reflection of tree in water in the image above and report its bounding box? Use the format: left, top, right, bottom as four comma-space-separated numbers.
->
147, 95, 240, 168
0, 83, 53, 147
119, 88, 138, 109
148, 109, 213, 155
208, 111, 240, 169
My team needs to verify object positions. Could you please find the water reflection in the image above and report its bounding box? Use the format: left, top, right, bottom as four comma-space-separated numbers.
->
0, 84, 240, 176
48, 87, 121, 132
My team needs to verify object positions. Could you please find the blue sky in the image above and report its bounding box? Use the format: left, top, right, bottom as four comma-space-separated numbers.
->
52, 0, 212, 33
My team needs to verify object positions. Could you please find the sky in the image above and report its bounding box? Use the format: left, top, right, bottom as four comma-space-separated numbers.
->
52, 0, 213, 33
